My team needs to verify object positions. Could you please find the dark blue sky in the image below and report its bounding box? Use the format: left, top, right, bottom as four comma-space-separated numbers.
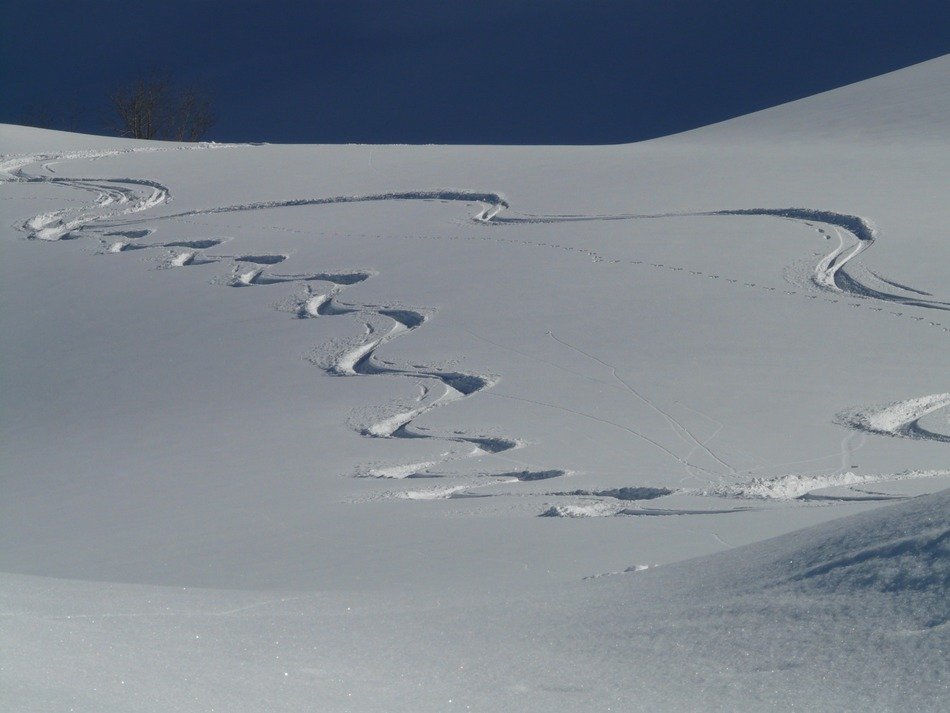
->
2, 0, 948, 144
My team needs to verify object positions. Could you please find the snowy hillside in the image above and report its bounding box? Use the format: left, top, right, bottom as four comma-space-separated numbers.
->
1, 56, 948, 711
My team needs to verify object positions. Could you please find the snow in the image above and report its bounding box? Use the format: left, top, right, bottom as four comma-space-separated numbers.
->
1, 56, 948, 711
707, 468, 950, 501
837, 392, 950, 441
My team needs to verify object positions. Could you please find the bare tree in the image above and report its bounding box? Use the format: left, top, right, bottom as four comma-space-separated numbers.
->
172, 88, 215, 142
111, 74, 214, 141
111, 77, 170, 139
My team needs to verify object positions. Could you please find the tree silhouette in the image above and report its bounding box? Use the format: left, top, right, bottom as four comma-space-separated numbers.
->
111, 74, 214, 141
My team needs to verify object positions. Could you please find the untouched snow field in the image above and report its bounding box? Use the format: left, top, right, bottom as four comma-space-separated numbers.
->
2, 57, 948, 711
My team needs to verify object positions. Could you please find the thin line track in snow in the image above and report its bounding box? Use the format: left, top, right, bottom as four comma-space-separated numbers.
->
492, 206, 949, 316
486, 391, 717, 475
546, 331, 737, 476
174, 210, 949, 333
79, 168, 947, 324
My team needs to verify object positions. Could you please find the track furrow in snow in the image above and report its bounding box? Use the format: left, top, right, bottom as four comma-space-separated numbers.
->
144, 190, 509, 225
3, 151, 547, 493
4, 145, 246, 242
10, 147, 943, 514
312, 304, 525, 477
71, 168, 944, 319
490, 206, 948, 314
836, 393, 950, 442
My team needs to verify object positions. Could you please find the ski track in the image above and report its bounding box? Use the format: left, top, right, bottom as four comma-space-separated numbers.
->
539, 502, 757, 518
3, 143, 249, 242
492, 206, 950, 316
102, 177, 949, 329
703, 468, 950, 501
134, 189, 509, 226
533, 468, 949, 519
6, 147, 946, 515
836, 393, 950, 443
305, 291, 532, 479
236, 261, 532, 480
184, 218, 948, 333
3, 150, 540, 489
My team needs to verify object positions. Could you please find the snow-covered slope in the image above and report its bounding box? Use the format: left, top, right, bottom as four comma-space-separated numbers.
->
684, 52, 950, 145
2, 488, 945, 712
1, 57, 947, 711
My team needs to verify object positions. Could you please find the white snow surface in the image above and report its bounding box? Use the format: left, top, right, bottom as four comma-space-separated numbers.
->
1, 57, 948, 711
837, 392, 950, 441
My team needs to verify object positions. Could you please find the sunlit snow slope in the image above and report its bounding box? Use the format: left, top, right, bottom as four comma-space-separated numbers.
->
1, 56, 948, 712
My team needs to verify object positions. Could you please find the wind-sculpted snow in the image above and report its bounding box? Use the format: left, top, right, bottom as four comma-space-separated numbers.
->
765, 489, 950, 608
787, 513, 949, 598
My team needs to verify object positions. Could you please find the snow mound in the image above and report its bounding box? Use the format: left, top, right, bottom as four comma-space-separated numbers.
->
836, 392, 950, 441
709, 469, 950, 500
540, 501, 620, 518
553, 487, 674, 500
778, 490, 949, 601
664, 489, 950, 630
574, 490, 950, 709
